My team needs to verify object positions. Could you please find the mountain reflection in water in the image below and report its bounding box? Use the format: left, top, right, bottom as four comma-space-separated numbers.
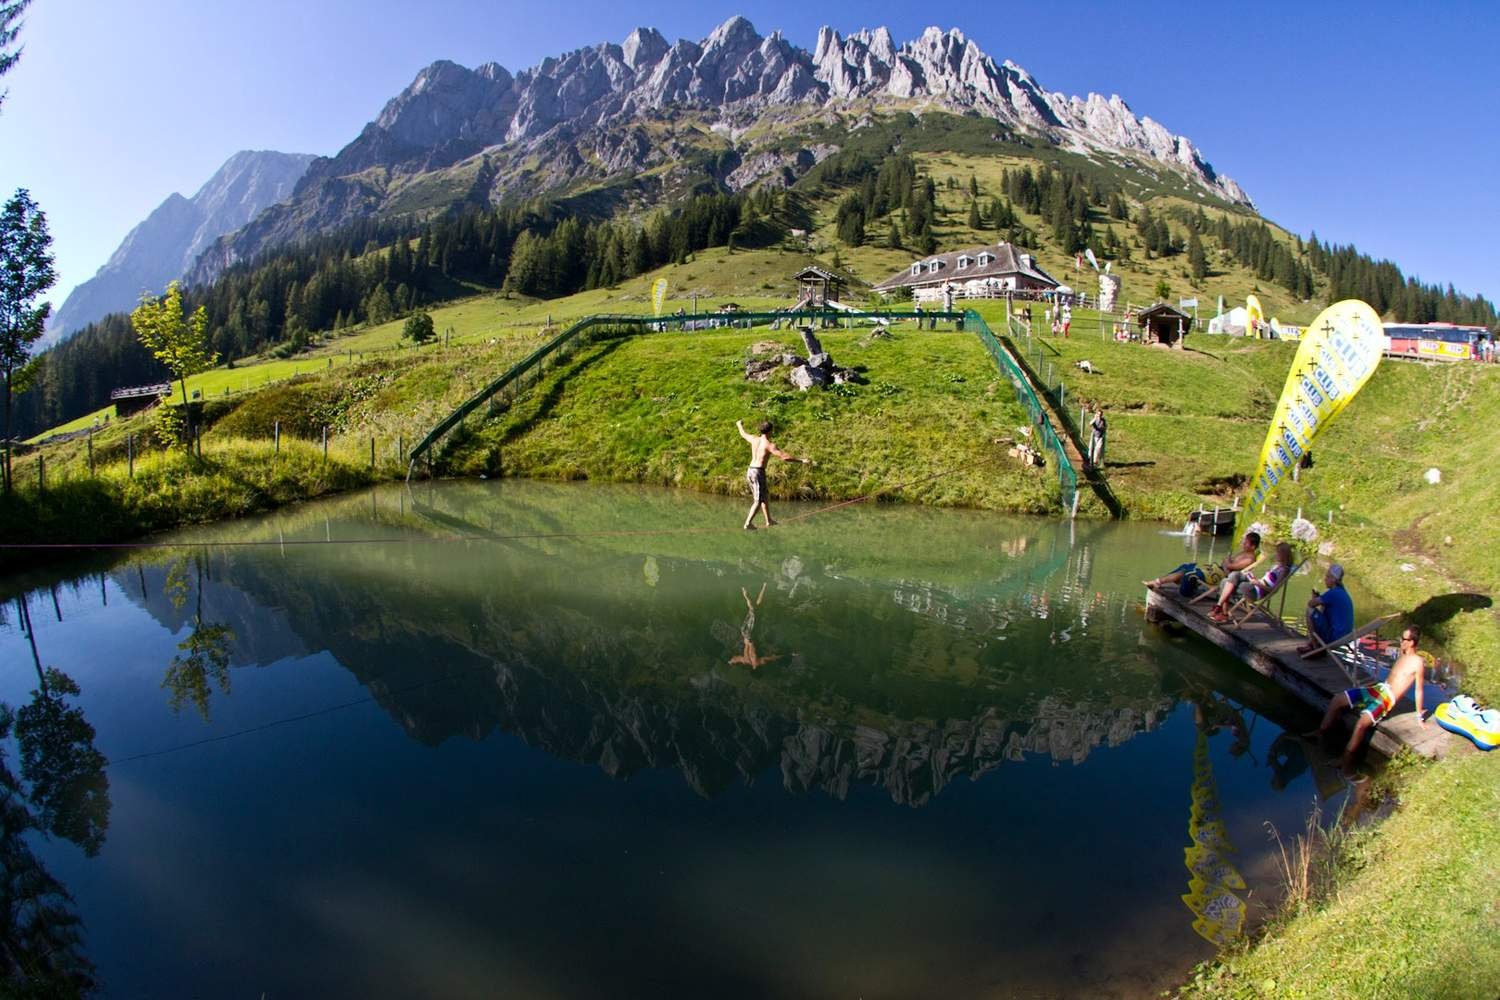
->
0, 481, 1356, 998
106, 487, 1183, 805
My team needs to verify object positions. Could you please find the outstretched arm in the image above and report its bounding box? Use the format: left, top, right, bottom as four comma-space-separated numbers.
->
735, 419, 756, 443
768, 441, 810, 464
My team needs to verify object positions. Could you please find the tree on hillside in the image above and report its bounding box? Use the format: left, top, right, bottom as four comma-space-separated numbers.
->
403, 311, 435, 344
886, 221, 902, 250
0, 187, 54, 494
1155, 278, 1172, 302
130, 281, 218, 406
967, 200, 981, 230
1188, 233, 1208, 281
0, 0, 32, 112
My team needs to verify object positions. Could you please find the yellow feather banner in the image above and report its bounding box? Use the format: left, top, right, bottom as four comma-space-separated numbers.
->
651, 278, 668, 317
1248, 299, 1385, 513
1245, 294, 1264, 338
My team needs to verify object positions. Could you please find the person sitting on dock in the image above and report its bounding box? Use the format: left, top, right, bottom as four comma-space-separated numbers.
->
1310, 625, 1426, 777
1207, 541, 1293, 622
1297, 564, 1354, 655
1145, 530, 1261, 599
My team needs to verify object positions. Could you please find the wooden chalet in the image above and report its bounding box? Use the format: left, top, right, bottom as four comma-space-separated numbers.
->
873, 242, 1059, 303
1136, 303, 1192, 346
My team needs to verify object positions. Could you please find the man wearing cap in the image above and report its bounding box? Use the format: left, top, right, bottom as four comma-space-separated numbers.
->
1298, 564, 1354, 655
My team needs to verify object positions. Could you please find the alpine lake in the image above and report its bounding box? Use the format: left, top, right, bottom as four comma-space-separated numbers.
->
0, 480, 1405, 998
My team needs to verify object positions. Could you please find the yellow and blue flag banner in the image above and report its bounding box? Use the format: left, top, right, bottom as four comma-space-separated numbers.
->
1248, 299, 1384, 513
651, 278, 669, 316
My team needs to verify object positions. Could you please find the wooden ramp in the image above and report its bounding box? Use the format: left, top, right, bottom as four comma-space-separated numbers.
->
1144, 587, 1461, 760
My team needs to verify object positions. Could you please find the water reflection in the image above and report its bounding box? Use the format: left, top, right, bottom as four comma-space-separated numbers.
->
161, 555, 236, 719
0, 482, 1374, 997
728, 584, 781, 670
1, 595, 109, 995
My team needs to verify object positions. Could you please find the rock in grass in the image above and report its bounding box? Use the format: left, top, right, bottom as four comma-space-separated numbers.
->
790, 365, 828, 390
745, 358, 782, 382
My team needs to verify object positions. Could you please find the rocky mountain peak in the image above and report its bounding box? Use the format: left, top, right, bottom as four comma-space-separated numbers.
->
189, 18, 1252, 283
48, 150, 314, 341
622, 27, 668, 70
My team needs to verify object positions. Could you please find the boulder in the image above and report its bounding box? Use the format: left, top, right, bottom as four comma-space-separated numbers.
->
781, 353, 806, 368
745, 358, 782, 382
789, 365, 829, 391
807, 351, 832, 371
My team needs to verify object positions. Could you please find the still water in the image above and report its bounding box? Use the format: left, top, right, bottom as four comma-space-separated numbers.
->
1, 482, 1362, 998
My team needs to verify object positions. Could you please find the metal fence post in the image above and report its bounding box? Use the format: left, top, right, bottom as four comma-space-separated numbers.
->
322, 426, 328, 460
127, 435, 134, 478
87, 432, 95, 476
37, 454, 44, 494
274, 421, 280, 455
370, 436, 375, 469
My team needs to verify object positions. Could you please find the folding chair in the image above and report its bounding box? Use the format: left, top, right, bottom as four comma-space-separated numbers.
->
1300, 613, 1400, 684
1223, 560, 1306, 626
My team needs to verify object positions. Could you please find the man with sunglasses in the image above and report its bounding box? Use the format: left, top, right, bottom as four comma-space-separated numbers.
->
1310, 626, 1427, 777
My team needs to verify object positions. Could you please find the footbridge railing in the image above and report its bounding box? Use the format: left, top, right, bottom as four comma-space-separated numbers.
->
964, 309, 1079, 515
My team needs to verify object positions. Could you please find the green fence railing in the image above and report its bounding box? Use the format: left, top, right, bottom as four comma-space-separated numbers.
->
965, 309, 1079, 515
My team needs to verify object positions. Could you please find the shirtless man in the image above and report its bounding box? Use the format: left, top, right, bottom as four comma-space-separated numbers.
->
1311, 625, 1426, 776
736, 419, 811, 529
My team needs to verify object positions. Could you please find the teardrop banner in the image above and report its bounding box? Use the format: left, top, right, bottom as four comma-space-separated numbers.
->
1247, 299, 1384, 513
1245, 294, 1264, 338
651, 278, 669, 317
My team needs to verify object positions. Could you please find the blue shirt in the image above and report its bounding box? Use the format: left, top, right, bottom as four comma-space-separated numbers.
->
1318, 584, 1354, 639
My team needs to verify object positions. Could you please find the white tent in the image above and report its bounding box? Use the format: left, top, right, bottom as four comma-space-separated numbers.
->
1208, 305, 1249, 336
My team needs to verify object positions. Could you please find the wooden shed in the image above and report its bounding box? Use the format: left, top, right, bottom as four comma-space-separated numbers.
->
1136, 303, 1192, 347
792, 264, 846, 308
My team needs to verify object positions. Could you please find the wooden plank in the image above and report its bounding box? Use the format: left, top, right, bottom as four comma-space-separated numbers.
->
1145, 587, 1467, 761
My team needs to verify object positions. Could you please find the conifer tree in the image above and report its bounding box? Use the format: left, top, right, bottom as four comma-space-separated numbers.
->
1188, 232, 1207, 281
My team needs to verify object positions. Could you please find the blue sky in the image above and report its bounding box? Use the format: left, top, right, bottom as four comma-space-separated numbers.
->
3, 0, 1497, 308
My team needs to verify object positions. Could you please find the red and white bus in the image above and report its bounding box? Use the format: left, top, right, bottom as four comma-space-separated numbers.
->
1382, 323, 1489, 362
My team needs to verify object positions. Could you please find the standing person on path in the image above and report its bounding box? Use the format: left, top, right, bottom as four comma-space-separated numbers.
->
1087, 405, 1107, 469
736, 419, 811, 529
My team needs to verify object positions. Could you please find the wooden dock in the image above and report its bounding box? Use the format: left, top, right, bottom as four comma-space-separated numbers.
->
1144, 586, 1460, 760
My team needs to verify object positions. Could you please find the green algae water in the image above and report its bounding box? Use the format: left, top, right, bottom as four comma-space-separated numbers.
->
0, 482, 1365, 998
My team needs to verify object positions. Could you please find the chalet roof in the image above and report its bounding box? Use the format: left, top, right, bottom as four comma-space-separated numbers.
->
793, 264, 843, 282
793, 260, 867, 287
1135, 302, 1191, 324
873, 242, 1059, 291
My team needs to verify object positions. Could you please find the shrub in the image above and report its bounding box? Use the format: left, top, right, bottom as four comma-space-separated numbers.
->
403, 312, 436, 344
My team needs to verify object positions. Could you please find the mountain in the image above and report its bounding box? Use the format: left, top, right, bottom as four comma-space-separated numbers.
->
48, 150, 317, 340
188, 19, 1249, 282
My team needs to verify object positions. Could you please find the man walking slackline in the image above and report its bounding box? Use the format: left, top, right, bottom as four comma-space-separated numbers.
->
736, 419, 811, 529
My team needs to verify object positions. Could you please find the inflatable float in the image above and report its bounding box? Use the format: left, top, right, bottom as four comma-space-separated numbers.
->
1434, 696, 1499, 751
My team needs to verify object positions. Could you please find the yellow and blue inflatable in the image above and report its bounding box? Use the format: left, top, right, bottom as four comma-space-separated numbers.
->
1434, 696, 1499, 751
